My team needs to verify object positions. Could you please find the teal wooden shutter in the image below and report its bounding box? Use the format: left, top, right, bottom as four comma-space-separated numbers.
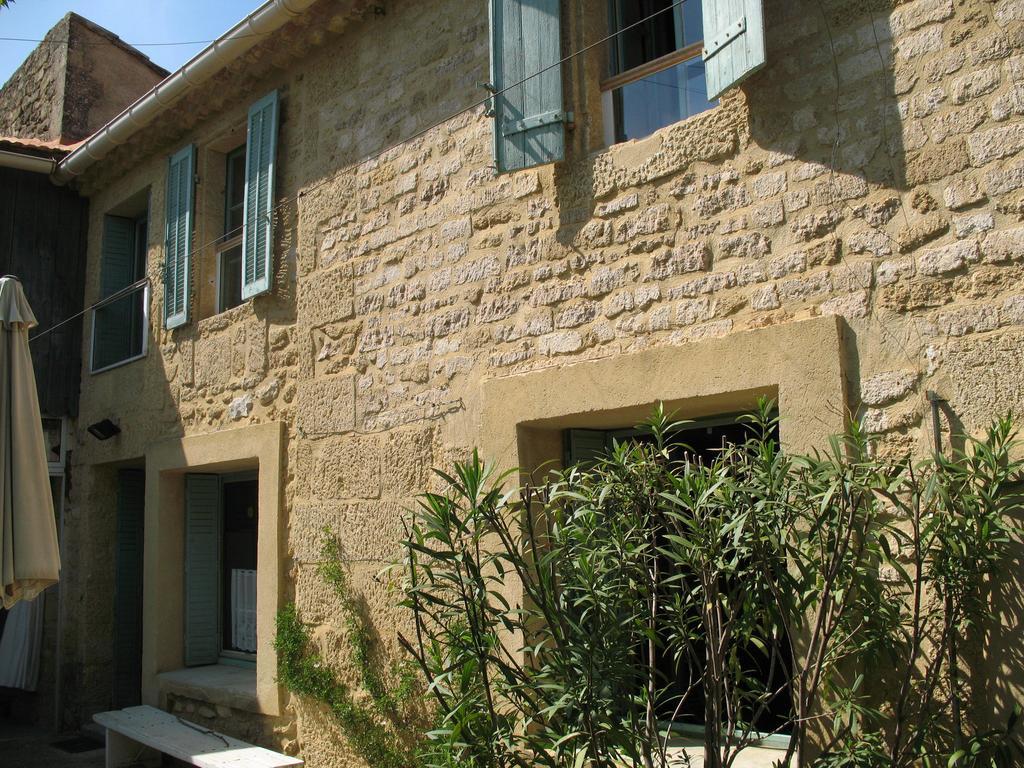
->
94, 216, 135, 369
113, 469, 145, 707
164, 145, 195, 329
241, 90, 279, 300
701, 0, 766, 99
185, 474, 221, 667
565, 429, 609, 469
490, 0, 566, 173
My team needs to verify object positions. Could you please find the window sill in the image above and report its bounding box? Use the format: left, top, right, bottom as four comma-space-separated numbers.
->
665, 743, 789, 767
90, 350, 148, 375
195, 300, 256, 332
157, 663, 259, 714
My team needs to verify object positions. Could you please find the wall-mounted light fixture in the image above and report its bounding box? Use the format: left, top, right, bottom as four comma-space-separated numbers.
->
87, 419, 121, 441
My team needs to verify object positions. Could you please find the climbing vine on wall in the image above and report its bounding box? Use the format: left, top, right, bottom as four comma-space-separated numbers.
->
275, 534, 426, 768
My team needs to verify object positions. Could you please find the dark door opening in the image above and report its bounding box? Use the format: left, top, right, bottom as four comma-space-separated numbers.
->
113, 469, 145, 709
221, 476, 258, 656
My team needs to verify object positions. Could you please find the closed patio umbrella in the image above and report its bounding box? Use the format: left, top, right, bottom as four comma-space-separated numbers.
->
0, 275, 60, 608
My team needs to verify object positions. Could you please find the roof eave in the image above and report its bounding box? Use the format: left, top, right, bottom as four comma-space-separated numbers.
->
52, 0, 320, 186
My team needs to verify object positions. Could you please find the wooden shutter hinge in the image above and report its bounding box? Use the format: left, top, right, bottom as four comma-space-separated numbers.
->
480, 82, 497, 117
703, 16, 747, 60
503, 110, 572, 137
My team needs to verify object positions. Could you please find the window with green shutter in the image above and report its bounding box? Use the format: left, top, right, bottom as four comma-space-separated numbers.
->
489, 0, 567, 173
164, 145, 195, 329
184, 472, 260, 667
185, 474, 221, 667
701, 0, 766, 100
241, 90, 279, 300
92, 198, 149, 372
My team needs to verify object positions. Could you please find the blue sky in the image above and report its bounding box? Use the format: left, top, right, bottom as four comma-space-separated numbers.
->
0, 1, 261, 85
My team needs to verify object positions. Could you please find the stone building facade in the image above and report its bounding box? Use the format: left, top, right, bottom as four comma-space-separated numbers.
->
0, 13, 167, 144
54, 0, 1024, 764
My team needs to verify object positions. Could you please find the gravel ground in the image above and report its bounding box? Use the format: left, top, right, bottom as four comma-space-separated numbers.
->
0, 719, 105, 768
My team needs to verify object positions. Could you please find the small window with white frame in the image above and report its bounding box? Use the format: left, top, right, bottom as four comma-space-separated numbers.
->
602, 0, 717, 145
91, 190, 151, 373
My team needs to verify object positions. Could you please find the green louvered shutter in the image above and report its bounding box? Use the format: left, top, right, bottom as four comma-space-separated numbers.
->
113, 469, 145, 707
185, 474, 221, 667
490, 0, 566, 173
241, 90, 279, 300
701, 0, 766, 99
164, 145, 195, 329
94, 216, 135, 369
565, 429, 609, 469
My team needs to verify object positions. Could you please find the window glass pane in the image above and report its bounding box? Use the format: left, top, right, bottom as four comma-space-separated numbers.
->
682, 0, 703, 47
93, 286, 147, 370
219, 244, 244, 313
41, 418, 63, 466
612, 55, 716, 143
225, 147, 246, 238
610, 0, 703, 74
612, 0, 680, 74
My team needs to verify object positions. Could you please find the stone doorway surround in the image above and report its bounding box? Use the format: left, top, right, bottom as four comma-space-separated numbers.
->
141, 421, 286, 717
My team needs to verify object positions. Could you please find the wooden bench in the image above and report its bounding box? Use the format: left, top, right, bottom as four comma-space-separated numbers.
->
93, 705, 303, 768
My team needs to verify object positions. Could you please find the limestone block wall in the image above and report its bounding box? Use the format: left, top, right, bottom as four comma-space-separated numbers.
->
65, 0, 1024, 763
0, 16, 69, 141
0, 13, 166, 143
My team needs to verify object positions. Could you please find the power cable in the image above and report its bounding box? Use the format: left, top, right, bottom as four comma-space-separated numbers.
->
0, 32, 271, 47
29, 0, 691, 343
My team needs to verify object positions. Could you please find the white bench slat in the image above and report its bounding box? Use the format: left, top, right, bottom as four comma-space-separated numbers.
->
94, 705, 302, 768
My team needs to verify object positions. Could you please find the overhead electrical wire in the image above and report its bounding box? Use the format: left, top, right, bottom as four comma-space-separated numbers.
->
29, 0, 692, 344
0, 32, 272, 47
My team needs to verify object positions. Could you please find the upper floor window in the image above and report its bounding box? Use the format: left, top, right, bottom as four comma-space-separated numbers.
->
163, 90, 279, 330
602, 0, 716, 144
217, 145, 246, 313
91, 190, 151, 373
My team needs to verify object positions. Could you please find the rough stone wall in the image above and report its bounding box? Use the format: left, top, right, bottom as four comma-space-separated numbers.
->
0, 13, 166, 143
0, 16, 70, 141
61, 16, 167, 143
66, 0, 1024, 763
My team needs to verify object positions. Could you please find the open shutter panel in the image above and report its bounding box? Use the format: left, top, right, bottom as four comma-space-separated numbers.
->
565, 429, 610, 469
185, 474, 220, 667
241, 90, 279, 300
164, 145, 194, 329
701, 0, 766, 100
95, 216, 135, 368
113, 469, 145, 708
491, 0, 566, 173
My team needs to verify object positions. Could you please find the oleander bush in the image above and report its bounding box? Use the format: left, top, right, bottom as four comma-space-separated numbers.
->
396, 400, 1024, 768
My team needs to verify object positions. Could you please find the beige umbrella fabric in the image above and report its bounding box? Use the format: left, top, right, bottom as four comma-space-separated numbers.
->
0, 275, 60, 608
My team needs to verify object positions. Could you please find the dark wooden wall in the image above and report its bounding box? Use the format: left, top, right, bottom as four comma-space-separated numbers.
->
0, 166, 88, 418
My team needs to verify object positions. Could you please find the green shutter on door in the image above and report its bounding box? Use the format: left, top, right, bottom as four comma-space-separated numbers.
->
185, 474, 221, 667
565, 429, 610, 469
94, 216, 135, 369
164, 144, 195, 329
241, 90, 279, 300
113, 469, 145, 708
490, 0, 566, 173
701, 0, 766, 100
